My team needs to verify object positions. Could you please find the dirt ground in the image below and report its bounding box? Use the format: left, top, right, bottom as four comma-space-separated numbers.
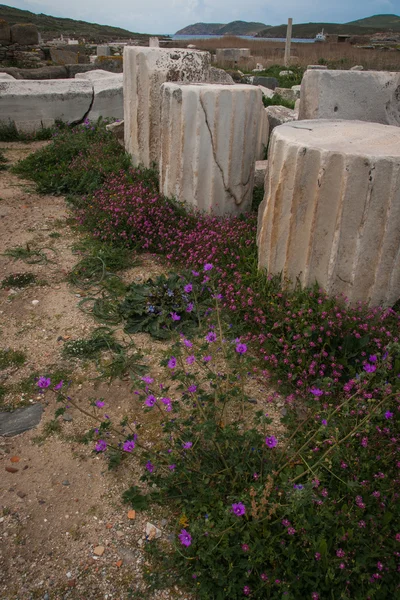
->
0, 142, 283, 600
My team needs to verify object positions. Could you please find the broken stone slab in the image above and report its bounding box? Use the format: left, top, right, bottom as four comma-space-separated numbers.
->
254, 160, 268, 188
307, 64, 327, 70
257, 120, 400, 307
0, 79, 94, 133
0, 403, 44, 437
298, 69, 400, 126
160, 82, 262, 216
265, 105, 297, 132
75, 69, 120, 80
88, 75, 123, 121
350, 65, 364, 71
253, 76, 278, 90
0, 72, 15, 80
97, 45, 110, 57
208, 67, 234, 84
149, 37, 160, 47
106, 120, 124, 146
275, 87, 298, 103
258, 85, 274, 100
123, 46, 211, 168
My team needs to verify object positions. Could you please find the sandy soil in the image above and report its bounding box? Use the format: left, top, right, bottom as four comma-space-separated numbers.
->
0, 142, 283, 600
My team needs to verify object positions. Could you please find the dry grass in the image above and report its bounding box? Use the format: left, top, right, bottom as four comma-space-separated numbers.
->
171, 36, 400, 71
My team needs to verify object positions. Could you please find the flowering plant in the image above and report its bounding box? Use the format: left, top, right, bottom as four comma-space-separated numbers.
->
39, 267, 399, 599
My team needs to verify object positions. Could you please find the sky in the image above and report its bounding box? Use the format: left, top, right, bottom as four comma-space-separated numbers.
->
3, 0, 400, 34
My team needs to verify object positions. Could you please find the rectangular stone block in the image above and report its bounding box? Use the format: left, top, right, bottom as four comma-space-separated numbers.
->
0, 80, 93, 132
160, 83, 263, 215
299, 69, 400, 126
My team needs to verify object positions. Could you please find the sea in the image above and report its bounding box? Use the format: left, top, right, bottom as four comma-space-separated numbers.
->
171, 34, 314, 43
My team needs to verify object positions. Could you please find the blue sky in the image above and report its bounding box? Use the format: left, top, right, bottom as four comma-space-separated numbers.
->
4, 0, 400, 34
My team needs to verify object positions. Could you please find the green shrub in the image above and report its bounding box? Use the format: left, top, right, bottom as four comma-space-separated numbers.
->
1, 272, 37, 288
0, 120, 57, 142
262, 94, 295, 110
13, 119, 131, 195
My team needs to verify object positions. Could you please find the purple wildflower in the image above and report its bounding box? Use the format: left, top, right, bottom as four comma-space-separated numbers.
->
186, 302, 194, 312
183, 339, 193, 348
206, 331, 217, 343
170, 312, 181, 321
236, 343, 247, 355
243, 586, 251, 596
187, 385, 197, 393
204, 263, 213, 271
241, 544, 250, 552
145, 395, 157, 407
37, 377, 51, 389
231, 502, 246, 516
265, 436, 278, 448
142, 376, 154, 384
385, 411, 393, 419
315, 553, 321, 561
369, 355, 378, 363
178, 529, 192, 547
287, 527, 296, 535
203, 355, 212, 362
168, 464, 176, 471
364, 363, 376, 373
192, 271, 199, 277
184, 283, 193, 293
186, 355, 196, 365
310, 387, 323, 397
146, 461, 154, 473
161, 397, 172, 411
95, 400, 105, 408
168, 356, 177, 369
95, 440, 107, 452
54, 380, 64, 390
123, 438, 136, 452
182, 442, 193, 449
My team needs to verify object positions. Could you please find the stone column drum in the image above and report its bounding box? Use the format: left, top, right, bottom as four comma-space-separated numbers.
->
257, 120, 400, 307
123, 47, 211, 168
160, 83, 263, 215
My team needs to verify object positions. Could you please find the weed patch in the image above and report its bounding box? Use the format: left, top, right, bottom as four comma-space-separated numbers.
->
262, 93, 295, 110
0, 348, 26, 370
1, 272, 37, 288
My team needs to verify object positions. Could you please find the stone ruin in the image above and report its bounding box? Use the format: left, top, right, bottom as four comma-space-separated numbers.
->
1, 39, 400, 307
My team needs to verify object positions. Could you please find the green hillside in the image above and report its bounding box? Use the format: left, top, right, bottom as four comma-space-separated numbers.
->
257, 14, 400, 38
176, 20, 269, 36
0, 3, 151, 42
349, 14, 400, 29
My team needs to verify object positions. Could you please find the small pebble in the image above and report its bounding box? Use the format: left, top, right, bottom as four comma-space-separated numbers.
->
32, 300, 39, 306
62, 480, 70, 486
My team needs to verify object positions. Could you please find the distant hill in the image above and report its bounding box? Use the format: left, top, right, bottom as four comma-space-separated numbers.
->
176, 21, 269, 36
0, 3, 151, 42
256, 14, 400, 38
348, 14, 400, 29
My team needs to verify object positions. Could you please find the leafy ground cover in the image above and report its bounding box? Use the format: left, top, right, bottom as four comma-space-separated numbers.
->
17, 121, 400, 599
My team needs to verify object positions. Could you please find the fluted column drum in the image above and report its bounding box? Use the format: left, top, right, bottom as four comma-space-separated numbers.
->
160, 83, 263, 215
257, 120, 400, 307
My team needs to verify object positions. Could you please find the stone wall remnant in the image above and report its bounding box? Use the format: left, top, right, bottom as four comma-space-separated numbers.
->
299, 69, 400, 126
160, 83, 262, 215
257, 120, 400, 307
123, 46, 211, 167
10, 23, 39, 45
0, 18, 10, 44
